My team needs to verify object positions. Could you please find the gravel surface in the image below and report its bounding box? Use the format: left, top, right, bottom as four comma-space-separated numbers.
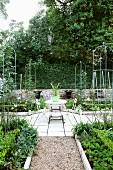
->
30, 136, 85, 170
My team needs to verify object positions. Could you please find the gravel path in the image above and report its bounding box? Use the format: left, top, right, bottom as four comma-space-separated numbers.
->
30, 136, 85, 170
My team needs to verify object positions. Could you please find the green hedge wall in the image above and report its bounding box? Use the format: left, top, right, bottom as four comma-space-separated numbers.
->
24, 62, 92, 89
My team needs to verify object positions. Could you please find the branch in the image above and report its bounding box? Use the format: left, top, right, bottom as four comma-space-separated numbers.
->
56, 0, 73, 5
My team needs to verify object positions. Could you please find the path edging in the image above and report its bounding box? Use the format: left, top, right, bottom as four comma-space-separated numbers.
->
24, 156, 32, 170
75, 135, 92, 170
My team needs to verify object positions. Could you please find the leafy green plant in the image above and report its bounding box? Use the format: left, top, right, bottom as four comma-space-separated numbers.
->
1, 118, 29, 132
106, 131, 113, 141
0, 99, 38, 112
95, 129, 113, 151
75, 122, 113, 170
0, 119, 38, 169
10, 126, 38, 169
81, 135, 113, 170
72, 122, 93, 137
0, 129, 20, 169
65, 99, 74, 109
91, 121, 104, 130
38, 97, 46, 109
51, 82, 59, 96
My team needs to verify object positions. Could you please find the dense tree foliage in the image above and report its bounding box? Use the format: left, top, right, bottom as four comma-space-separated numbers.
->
44, 0, 113, 65
27, 11, 51, 62
0, 0, 113, 85
6, 11, 51, 67
0, 0, 9, 18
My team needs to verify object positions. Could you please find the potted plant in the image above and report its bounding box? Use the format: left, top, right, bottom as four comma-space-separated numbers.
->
51, 82, 59, 102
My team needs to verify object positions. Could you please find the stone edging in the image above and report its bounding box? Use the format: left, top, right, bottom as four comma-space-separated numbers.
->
75, 135, 92, 170
24, 156, 32, 170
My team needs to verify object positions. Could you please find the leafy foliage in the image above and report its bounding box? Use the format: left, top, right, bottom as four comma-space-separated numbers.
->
44, 0, 113, 64
0, 118, 38, 169
65, 99, 74, 109
82, 136, 113, 170
72, 122, 93, 136
73, 121, 113, 169
0, 128, 20, 169
0, 0, 9, 19
24, 61, 92, 89
10, 126, 38, 169
1, 0, 112, 82
38, 97, 46, 109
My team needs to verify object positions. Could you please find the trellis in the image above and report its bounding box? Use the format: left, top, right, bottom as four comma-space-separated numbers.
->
0, 45, 18, 133
75, 61, 87, 103
92, 43, 113, 124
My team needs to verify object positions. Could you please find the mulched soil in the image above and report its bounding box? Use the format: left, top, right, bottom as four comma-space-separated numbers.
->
30, 136, 85, 170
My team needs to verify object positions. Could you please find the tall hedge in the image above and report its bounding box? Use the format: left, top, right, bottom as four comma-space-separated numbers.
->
24, 61, 92, 89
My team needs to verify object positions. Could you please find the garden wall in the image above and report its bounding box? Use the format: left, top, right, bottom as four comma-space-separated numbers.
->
14, 89, 113, 101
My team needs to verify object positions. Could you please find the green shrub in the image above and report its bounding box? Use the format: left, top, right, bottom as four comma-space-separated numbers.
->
81, 136, 113, 170
73, 121, 113, 169
0, 129, 20, 168
1, 118, 29, 132
81, 103, 112, 111
0, 119, 38, 169
38, 98, 46, 109
65, 99, 74, 109
24, 62, 92, 89
0, 99, 38, 112
10, 126, 38, 168
72, 122, 93, 136
94, 129, 113, 151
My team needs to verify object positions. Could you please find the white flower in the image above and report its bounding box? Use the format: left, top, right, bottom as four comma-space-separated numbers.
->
74, 98, 77, 103
36, 99, 40, 105
86, 97, 90, 101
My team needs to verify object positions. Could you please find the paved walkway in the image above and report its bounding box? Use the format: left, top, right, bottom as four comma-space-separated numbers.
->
24, 109, 103, 136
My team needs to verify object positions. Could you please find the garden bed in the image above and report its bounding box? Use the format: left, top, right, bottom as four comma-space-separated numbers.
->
72, 121, 113, 170
0, 118, 38, 169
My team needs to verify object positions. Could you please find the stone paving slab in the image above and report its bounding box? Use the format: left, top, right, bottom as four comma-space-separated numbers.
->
65, 131, 73, 136
38, 132, 48, 136
48, 126, 64, 132
24, 110, 100, 137
63, 125, 73, 132
48, 119, 63, 126
37, 126, 49, 132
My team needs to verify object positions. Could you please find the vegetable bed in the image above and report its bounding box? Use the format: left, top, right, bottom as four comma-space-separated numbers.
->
73, 121, 113, 170
0, 118, 38, 170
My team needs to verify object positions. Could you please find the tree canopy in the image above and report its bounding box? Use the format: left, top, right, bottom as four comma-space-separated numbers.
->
44, 0, 113, 64
0, 0, 9, 19
0, 0, 113, 79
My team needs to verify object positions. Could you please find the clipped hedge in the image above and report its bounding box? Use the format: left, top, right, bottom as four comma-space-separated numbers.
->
24, 62, 92, 89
